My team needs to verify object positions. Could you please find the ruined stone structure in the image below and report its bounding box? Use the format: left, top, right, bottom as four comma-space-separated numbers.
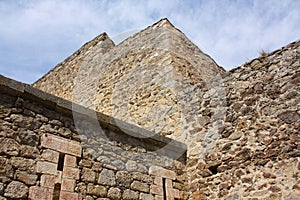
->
0, 18, 299, 199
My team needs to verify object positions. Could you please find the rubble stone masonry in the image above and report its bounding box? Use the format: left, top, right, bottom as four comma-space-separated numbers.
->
1, 19, 300, 199
0, 75, 186, 199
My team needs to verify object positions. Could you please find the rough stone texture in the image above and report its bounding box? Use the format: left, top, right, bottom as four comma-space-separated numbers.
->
15, 171, 37, 185
0, 65, 185, 200
123, 189, 139, 200
4, 181, 28, 198
0, 77, 183, 199
131, 181, 149, 193
98, 169, 116, 186
81, 168, 96, 183
126, 160, 148, 173
86, 184, 107, 197
1, 18, 300, 199
107, 187, 122, 199
139, 193, 155, 200
32, 32, 115, 103
33, 18, 224, 141
186, 40, 300, 199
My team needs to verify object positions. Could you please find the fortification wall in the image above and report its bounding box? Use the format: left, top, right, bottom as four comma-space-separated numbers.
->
0, 75, 187, 200
15, 18, 300, 199
33, 33, 115, 101
33, 19, 225, 145
188, 41, 300, 199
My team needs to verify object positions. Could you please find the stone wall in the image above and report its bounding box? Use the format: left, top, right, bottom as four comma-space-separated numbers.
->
33, 19, 225, 144
33, 32, 115, 102
0, 75, 187, 199
188, 41, 300, 199
4, 18, 300, 199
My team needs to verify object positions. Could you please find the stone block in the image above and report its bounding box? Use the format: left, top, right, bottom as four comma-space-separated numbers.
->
81, 168, 96, 183
4, 181, 28, 199
16, 171, 38, 185
87, 184, 107, 197
41, 149, 59, 163
37, 161, 57, 175
131, 181, 149, 193
126, 160, 147, 173
61, 178, 76, 192
41, 133, 82, 157
154, 195, 164, 200
165, 179, 172, 188
154, 177, 163, 186
139, 193, 155, 200
149, 166, 176, 180
98, 169, 116, 186
116, 171, 133, 187
63, 166, 80, 180
107, 187, 121, 199
64, 154, 77, 167
166, 188, 179, 198
60, 191, 79, 200
40, 175, 56, 188
132, 172, 153, 184
122, 189, 139, 200
0, 138, 20, 156
29, 186, 53, 200
150, 185, 163, 195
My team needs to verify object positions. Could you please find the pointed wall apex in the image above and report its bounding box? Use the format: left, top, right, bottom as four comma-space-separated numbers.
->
97, 32, 112, 41
152, 18, 175, 29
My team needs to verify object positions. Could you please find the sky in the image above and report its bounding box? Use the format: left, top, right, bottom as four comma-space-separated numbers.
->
0, 0, 299, 84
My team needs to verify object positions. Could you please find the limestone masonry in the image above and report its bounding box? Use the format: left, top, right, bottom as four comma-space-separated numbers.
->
1, 18, 299, 199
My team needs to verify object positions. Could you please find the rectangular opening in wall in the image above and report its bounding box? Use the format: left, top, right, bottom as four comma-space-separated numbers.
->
53, 183, 61, 200
162, 178, 167, 200
57, 153, 65, 171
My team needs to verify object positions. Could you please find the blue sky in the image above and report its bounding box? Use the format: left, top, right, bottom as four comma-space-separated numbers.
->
0, 0, 299, 84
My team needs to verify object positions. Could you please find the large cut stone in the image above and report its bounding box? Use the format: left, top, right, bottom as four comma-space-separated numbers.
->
4, 181, 28, 198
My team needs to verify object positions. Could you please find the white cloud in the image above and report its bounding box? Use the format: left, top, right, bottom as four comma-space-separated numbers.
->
0, 0, 299, 83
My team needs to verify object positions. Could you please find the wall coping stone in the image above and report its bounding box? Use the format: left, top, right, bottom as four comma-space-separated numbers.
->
0, 74, 187, 161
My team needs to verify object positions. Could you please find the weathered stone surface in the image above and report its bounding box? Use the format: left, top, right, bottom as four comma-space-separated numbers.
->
41, 133, 82, 157
0, 138, 20, 156
86, 184, 107, 197
228, 131, 242, 140
149, 166, 176, 180
131, 181, 149, 193
132, 172, 153, 184
116, 171, 133, 187
11, 157, 36, 172
107, 187, 121, 200
20, 145, 39, 158
126, 160, 147, 173
278, 110, 300, 124
28, 186, 53, 200
4, 181, 28, 198
0, 105, 10, 118
98, 169, 116, 186
19, 130, 39, 146
81, 168, 96, 183
122, 189, 139, 200
1, 18, 300, 200
16, 171, 37, 185
139, 193, 154, 200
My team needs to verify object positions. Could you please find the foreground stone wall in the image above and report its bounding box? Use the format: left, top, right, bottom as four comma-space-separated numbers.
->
188, 41, 300, 199
0, 76, 186, 199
